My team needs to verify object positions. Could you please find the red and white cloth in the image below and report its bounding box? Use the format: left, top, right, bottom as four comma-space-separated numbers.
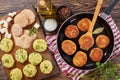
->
46, 15, 120, 80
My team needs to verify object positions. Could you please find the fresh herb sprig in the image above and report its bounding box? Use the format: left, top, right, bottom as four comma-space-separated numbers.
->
80, 61, 120, 80
29, 27, 38, 36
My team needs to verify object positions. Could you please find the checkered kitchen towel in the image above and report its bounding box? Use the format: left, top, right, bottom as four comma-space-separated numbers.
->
46, 15, 120, 80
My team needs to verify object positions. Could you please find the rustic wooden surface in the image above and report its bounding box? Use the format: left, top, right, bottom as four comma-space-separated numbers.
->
0, 0, 120, 80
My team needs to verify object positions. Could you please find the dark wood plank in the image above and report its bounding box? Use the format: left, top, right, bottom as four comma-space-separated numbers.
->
0, 0, 120, 80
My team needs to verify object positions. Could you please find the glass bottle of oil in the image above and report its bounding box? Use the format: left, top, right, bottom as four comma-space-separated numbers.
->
37, 0, 52, 15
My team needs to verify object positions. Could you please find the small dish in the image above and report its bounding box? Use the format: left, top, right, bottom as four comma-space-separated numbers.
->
44, 18, 58, 32
57, 6, 72, 21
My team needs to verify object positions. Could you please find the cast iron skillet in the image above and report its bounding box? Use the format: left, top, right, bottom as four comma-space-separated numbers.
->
57, 0, 119, 70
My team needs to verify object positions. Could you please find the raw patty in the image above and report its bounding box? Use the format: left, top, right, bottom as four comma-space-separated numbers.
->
1, 54, 15, 68
33, 39, 48, 52
10, 68, 23, 80
0, 38, 13, 53
23, 64, 37, 78
14, 13, 29, 28
13, 30, 37, 49
29, 52, 42, 65
15, 48, 28, 63
20, 9, 35, 25
40, 60, 53, 74
11, 24, 23, 37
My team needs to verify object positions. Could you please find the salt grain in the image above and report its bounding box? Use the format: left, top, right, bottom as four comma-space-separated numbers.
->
6, 17, 13, 22
34, 23, 40, 29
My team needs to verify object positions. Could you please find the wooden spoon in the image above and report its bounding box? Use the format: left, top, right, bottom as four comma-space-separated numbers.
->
79, 0, 103, 50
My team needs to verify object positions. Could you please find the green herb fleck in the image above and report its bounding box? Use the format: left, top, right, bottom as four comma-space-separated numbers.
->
26, 70, 32, 76
5, 59, 9, 63
21, 55, 25, 60
35, 45, 40, 50
29, 27, 38, 36
44, 65, 48, 69
95, 62, 100, 67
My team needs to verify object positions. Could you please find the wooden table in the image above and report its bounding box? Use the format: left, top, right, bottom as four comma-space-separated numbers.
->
0, 0, 120, 80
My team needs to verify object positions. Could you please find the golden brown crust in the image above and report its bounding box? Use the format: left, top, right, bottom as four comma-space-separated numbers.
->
61, 40, 76, 55
90, 48, 103, 62
65, 25, 79, 38
73, 51, 87, 67
79, 34, 94, 50
96, 35, 110, 48
77, 18, 91, 32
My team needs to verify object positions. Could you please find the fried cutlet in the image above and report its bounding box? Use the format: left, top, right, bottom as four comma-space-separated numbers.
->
90, 48, 103, 62
79, 34, 94, 50
77, 18, 91, 32
96, 35, 110, 48
61, 40, 76, 55
73, 51, 87, 67
65, 25, 79, 38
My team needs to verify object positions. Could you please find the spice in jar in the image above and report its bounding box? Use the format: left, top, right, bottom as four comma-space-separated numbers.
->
57, 6, 72, 21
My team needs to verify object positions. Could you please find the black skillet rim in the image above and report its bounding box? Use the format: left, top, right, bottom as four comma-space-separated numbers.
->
56, 12, 114, 70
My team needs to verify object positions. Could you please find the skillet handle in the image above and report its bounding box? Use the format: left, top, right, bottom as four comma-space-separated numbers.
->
104, 0, 120, 15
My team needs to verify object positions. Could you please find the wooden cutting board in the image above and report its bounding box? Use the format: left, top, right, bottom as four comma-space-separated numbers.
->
0, 6, 60, 80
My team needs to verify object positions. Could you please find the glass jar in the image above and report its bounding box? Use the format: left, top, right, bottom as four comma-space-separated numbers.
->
37, 0, 52, 15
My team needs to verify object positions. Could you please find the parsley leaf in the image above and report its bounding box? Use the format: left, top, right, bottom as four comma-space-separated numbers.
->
80, 61, 120, 80
29, 27, 38, 36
